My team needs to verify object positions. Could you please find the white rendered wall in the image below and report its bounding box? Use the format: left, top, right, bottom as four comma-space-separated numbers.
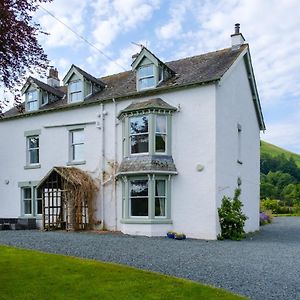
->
0, 84, 217, 239
215, 53, 261, 234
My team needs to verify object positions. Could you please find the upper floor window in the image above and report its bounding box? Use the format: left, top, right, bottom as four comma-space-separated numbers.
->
130, 116, 149, 154
27, 90, 38, 111
155, 115, 167, 153
27, 136, 39, 165
41, 93, 48, 106
70, 129, 84, 162
138, 65, 155, 90
69, 80, 82, 103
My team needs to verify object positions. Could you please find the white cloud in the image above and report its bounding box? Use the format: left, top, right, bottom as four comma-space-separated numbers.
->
36, 0, 87, 48
90, 0, 160, 51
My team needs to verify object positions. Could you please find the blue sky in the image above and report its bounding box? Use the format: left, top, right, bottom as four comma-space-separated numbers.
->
2, 0, 300, 154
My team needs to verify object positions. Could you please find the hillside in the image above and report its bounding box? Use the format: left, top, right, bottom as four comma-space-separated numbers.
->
261, 140, 300, 167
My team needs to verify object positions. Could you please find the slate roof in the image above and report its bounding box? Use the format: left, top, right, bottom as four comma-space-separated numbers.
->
117, 155, 177, 175
72, 65, 106, 87
3, 45, 248, 119
26, 77, 65, 98
118, 98, 177, 119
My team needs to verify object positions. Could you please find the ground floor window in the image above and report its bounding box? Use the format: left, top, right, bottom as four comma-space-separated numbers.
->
122, 175, 171, 222
20, 184, 42, 217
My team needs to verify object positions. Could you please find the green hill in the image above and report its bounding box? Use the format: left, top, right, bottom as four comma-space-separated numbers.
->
261, 140, 300, 167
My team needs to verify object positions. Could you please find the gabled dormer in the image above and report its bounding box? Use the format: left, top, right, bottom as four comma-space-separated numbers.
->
21, 76, 64, 112
131, 47, 175, 91
63, 65, 105, 104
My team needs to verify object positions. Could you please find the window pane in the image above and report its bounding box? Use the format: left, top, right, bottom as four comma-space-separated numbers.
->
37, 188, 42, 198
130, 180, 148, 197
131, 198, 148, 216
24, 200, 32, 214
73, 144, 84, 161
28, 100, 38, 111
41, 93, 48, 105
29, 137, 39, 149
130, 116, 148, 134
23, 188, 31, 199
29, 149, 39, 164
70, 92, 82, 102
156, 115, 166, 133
72, 130, 84, 144
28, 91, 37, 101
69, 81, 81, 92
139, 65, 154, 78
131, 134, 149, 153
155, 198, 165, 217
139, 77, 155, 89
155, 180, 166, 197
37, 199, 42, 214
155, 134, 166, 153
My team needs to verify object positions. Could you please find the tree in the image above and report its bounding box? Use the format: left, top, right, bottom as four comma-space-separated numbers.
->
0, 0, 51, 113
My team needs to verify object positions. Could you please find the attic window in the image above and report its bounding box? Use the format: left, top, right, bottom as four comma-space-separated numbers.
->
69, 80, 82, 103
138, 65, 155, 90
27, 90, 38, 111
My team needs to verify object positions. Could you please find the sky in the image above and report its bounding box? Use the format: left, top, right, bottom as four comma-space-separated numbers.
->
2, 0, 300, 154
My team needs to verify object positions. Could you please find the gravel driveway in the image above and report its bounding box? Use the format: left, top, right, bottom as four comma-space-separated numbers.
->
0, 217, 299, 300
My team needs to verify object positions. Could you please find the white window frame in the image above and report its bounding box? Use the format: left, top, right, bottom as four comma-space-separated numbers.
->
22, 187, 33, 215
27, 135, 39, 165
69, 80, 82, 103
41, 92, 48, 106
154, 178, 167, 218
27, 90, 39, 111
138, 64, 155, 90
69, 129, 85, 163
35, 188, 43, 216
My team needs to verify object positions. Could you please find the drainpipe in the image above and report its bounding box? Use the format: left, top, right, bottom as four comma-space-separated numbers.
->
113, 98, 118, 230
100, 102, 105, 229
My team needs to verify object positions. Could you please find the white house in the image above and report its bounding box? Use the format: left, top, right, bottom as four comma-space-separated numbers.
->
0, 25, 265, 239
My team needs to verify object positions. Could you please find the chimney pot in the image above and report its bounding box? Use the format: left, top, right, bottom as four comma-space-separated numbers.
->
231, 23, 245, 50
235, 23, 240, 34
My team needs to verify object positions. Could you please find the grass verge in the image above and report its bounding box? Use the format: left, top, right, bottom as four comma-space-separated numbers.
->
0, 245, 246, 300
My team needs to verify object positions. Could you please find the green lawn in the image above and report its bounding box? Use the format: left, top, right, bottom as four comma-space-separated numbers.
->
261, 140, 300, 167
0, 245, 246, 300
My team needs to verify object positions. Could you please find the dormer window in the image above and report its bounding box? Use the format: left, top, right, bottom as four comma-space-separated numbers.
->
27, 90, 38, 111
132, 47, 175, 92
138, 65, 155, 90
69, 80, 82, 103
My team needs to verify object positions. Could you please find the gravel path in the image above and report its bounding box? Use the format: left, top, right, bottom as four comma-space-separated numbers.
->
0, 217, 299, 300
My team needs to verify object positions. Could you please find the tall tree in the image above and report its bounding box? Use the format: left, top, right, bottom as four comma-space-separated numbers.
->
0, 0, 51, 113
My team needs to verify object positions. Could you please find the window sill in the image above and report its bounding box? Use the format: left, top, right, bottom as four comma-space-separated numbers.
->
121, 218, 172, 224
237, 160, 243, 165
24, 164, 41, 170
67, 160, 86, 166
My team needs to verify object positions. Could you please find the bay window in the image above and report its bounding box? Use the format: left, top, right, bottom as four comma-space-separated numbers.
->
155, 115, 167, 153
122, 175, 171, 222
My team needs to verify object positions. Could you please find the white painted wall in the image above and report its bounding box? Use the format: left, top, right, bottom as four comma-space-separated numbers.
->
215, 52, 261, 234
0, 56, 261, 239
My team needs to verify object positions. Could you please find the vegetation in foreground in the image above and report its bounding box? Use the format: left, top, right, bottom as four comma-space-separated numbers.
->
0, 245, 246, 300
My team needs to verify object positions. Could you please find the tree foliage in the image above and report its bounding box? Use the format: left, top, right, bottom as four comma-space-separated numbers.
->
0, 0, 51, 112
260, 153, 300, 206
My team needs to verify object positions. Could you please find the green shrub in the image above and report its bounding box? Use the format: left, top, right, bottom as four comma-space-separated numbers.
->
260, 198, 280, 213
218, 188, 248, 240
